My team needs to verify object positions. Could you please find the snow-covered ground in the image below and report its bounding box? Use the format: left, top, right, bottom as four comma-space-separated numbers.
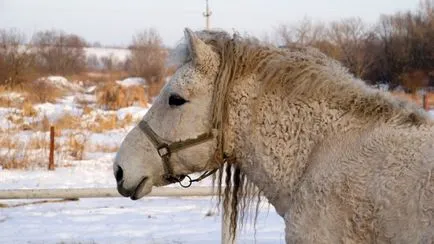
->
0, 76, 285, 244
84, 47, 130, 62
0, 154, 285, 244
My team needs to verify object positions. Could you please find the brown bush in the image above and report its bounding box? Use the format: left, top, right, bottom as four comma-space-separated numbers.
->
90, 114, 118, 133
28, 136, 48, 150
67, 132, 87, 160
0, 135, 18, 149
22, 101, 37, 117
82, 105, 93, 115
68, 71, 129, 86
0, 136, 35, 169
0, 149, 31, 169
25, 79, 64, 103
96, 82, 148, 110
87, 113, 133, 133
31, 30, 87, 76
40, 115, 50, 131
0, 29, 35, 87
90, 144, 119, 153
54, 113, 81, 130
0, 87, 25, 108
128, 28, 168, 98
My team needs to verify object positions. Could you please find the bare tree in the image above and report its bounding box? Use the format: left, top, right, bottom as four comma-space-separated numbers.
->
31, 30, 87, 75
86, 54, 100, 71
0, 29, 34, 87
277, 17, 326, 46
129, 28, 168, 96
327, 17, 376, 78
101, 53, 122, 72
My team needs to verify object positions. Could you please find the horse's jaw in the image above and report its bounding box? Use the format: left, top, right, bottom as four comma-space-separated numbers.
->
129, 176, 153, 200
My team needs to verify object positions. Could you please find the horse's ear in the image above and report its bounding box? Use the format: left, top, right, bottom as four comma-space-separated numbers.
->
184, 28, 214, 68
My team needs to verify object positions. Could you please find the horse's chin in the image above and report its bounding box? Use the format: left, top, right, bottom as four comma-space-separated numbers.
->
130, 177, 153, 200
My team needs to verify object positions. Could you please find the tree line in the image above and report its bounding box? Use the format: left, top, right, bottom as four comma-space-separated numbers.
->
276, 0, 433, 91
0, 28, 167, 88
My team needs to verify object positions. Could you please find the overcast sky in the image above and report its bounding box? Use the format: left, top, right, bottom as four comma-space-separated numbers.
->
0, 0, 420, 47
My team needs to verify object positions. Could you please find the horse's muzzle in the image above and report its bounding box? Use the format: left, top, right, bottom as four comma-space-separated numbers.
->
116, 180, 134, 197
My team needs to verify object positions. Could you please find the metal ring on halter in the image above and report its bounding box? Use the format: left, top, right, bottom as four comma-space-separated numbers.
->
179, 175, 193, 188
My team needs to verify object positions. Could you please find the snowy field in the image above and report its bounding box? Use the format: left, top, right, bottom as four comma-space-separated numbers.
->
0, 76, 285, 244
0, 154, 285, 243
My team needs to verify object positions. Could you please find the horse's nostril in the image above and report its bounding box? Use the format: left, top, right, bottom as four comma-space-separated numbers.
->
115, 165, 124, 182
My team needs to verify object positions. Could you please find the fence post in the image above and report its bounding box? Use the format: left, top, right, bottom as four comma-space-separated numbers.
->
48, 126, 55, 170
423, 93, 429, 111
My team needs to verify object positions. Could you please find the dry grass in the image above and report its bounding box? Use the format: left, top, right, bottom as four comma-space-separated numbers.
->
24, 79, 65, 104
96, 82, 148, 110
147, 79, 165, 98
54, 113, 81, 130
0, 132, 51, 169
90, 114, 117, 133
68, 71, 129, 86
67, 132, 87, 160
82, 105, 93, 115
22, 101, 38, 117
122, 113, 133, 125
27, 136, 49, 150
6, 113, 24, 126
0, 136, 18, 149
87, 113, 133, 133
0, 149, 31, 169
91, 144, 119, 153
0, 136, 35, 170
0, 86, 26, 108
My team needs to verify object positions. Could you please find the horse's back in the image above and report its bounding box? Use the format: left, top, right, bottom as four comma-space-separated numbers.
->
368, 125, 434, 243
286, 124, 434, 243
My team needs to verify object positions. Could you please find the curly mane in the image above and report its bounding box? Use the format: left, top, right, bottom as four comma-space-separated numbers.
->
171, 29, 432, 241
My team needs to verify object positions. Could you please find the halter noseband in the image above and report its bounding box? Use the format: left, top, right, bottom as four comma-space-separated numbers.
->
138, 120, 218, 188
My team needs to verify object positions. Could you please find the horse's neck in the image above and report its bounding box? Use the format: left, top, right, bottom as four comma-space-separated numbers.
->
224, 76, 363, 216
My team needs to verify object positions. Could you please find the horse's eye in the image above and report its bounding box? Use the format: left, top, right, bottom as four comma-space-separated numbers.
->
169, 94, 188, 106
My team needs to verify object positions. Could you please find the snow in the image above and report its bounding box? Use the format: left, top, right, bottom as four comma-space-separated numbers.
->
0, 92, 25, 101
84, 47, 131, 62
116, 77, 147, 87
0, 154, 285, 243
1, 197, 285, 244
37, 76, 83, 91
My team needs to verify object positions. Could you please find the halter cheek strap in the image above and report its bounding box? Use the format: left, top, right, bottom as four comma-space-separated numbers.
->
138, 120, 217, 187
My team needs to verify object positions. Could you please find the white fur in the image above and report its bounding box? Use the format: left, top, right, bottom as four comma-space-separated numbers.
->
115, 29, 433, 243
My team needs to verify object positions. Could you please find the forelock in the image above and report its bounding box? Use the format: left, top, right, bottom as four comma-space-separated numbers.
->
165, 29, 232, 69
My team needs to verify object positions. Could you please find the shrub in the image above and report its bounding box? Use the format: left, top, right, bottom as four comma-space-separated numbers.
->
54, 113, 81, 130
128, 28, 168, 97
22, 101, 37, 117
0, 29, 35, 87
31, 30, 87, 76
67, 132, 87, 160
25, 79, 64, 103
96, 82, 148, 110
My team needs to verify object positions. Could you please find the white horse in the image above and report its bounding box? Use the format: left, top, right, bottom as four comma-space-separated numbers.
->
114, 28, 433, 243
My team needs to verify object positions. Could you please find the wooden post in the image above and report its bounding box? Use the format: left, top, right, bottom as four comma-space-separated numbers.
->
48, 126, 55, 170
423, 93, 429, 111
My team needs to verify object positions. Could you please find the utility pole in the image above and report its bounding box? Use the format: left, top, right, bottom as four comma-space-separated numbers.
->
203, 0, 212, 30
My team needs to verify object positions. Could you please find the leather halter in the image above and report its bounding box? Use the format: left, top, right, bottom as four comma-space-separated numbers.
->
138, 120, 218, 187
